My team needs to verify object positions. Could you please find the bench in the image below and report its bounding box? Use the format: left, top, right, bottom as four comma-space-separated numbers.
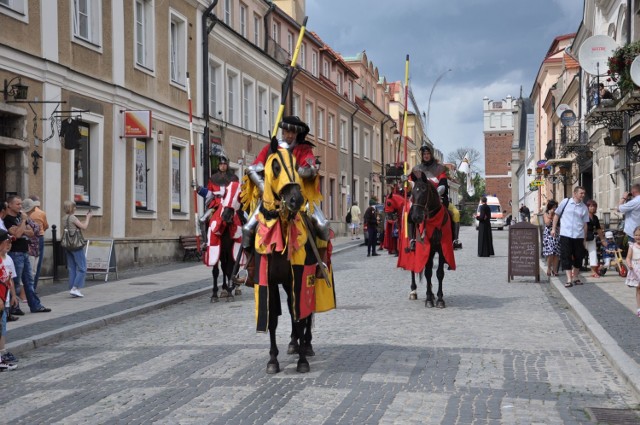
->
179, 235, 202, 262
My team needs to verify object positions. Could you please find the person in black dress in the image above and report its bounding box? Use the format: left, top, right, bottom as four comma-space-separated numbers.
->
478, 197, 494, 257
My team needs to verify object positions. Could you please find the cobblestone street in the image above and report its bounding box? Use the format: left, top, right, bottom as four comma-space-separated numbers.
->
0, 227, 638, 424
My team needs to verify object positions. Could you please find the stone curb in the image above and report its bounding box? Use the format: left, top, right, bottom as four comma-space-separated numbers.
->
539, 259, 640, 400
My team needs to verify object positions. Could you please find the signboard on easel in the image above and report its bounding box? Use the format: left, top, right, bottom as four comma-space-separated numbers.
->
85, 239, 118, 282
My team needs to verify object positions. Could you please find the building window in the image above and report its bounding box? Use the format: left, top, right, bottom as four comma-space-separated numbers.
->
170, 11, 187, 86
271, 21, 280, 42
300, 43, 306, 69
240, 4, 247, 37
258, 86, 267, 136
293, 93, 300, 117
340, 118, 347, 150
311, 51, 318, 77
348, 80, 353, 101
337, 73, 343, 95
305, 101, 314, 135
329, 178, 335, 219
0, 0, 26, 15
224, 0, 233, 26
317, 108, 325, 139
364, 130, 370, 159
328, 113, 335, 144
135, 0, 154, 70
72, 0, 101, 46
134, 138, 157, 211
209, 59, 223, 118
270, 92, 280, 132
71, 115, 104, 209
242, 78, 255, 131
323, 59, 330, 78
169, 138, 190, 215
353, 124, 359, 155
74, 122, 92, 205
226, 69, 240, 125
253, 14, 260, 45
287, 31, 293, 55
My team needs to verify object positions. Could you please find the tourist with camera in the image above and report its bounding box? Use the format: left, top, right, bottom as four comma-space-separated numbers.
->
618, 184, 640, 243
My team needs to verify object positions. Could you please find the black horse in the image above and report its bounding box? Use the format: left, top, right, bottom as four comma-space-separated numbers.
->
404, 171, 456, 308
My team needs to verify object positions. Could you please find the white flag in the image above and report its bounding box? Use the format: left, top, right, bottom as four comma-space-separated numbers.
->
467, 172, 475, 197
458, 151, 471, 174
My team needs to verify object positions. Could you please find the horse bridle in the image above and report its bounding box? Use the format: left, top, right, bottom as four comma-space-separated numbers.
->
260, 149, 299, 220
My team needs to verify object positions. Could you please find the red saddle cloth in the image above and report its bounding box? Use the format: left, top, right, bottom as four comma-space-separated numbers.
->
397, 203, 456, 273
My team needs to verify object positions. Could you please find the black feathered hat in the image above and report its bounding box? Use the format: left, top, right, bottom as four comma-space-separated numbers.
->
279, 115, 309, 134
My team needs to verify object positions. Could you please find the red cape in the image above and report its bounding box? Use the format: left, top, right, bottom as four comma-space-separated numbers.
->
397, 204, 456, 272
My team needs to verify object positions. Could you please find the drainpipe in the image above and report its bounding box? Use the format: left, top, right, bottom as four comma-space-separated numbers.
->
350, 105, 359, 204
263, 3, 275, 52
201, 1, 219, 182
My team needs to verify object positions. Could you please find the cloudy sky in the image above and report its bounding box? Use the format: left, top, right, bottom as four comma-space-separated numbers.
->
306, 0, 584, 171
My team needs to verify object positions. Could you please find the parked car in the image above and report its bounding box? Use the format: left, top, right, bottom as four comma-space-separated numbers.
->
363, 203, 385, 245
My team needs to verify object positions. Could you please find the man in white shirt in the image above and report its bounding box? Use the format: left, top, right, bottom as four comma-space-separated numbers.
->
551, 186, 589, 287
618, 183, 640, 242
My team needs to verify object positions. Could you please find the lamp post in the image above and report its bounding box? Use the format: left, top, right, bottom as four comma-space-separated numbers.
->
426, 69, 452, 136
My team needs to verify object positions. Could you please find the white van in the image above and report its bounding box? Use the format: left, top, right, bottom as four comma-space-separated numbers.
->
474, 196, 505, 230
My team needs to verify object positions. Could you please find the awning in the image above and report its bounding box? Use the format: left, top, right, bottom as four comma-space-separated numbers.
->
545, 157, 574, 166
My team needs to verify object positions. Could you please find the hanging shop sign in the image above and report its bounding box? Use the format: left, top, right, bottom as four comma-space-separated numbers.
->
124, 110, 152, 138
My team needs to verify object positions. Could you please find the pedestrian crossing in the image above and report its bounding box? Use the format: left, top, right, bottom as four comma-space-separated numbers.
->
0, 344, 632, 424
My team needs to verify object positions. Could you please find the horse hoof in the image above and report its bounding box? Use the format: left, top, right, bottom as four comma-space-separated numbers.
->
436, 300, 446, 309
210, 295, 219, 303
234, 288, 242, 295
296, 360, 310, 373
425, 300, 434, 308
266, 361, 280, 374
219, 291, 228, 298
287, 342, 299, 355
303, 344, 315, 357
409, 293, 417, 300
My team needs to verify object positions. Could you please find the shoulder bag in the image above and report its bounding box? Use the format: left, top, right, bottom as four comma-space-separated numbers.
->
61, 215, 86, 251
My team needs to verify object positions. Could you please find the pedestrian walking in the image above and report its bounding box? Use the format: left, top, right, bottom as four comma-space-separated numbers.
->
624, 226, 640, 318
364, 200, 379, 257
28, 195, 48, 290
542, 200, 561, 276
477, 197, 494, 257
586, 200, 607, 278
349, 202, 361, 240
552, 186, 589, 288
62, 200, 92, 298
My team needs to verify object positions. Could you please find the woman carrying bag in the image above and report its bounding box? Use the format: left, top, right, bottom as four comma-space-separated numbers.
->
62, 200, 92, 298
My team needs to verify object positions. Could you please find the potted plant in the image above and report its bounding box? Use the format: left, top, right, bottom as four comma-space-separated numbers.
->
608, 41, 640, 94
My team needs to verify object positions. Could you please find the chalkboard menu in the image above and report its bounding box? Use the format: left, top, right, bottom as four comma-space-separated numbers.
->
508, 222, 540, 282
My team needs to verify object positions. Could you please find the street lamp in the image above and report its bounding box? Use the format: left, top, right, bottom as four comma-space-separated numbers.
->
426, 69, 452, 136
2, 76, 29, 102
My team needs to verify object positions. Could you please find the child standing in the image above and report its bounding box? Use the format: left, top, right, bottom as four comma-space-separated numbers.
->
0, 230, 19, 369
624, 226, 640, 318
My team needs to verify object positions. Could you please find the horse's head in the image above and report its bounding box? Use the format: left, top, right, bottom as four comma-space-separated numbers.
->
263, 148, 304, 218
384, 193, 405, 214
409, 171, 441, 224
220, 181, 242, 223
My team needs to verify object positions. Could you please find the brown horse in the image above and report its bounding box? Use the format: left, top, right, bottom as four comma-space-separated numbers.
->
397, 171, 456, 307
